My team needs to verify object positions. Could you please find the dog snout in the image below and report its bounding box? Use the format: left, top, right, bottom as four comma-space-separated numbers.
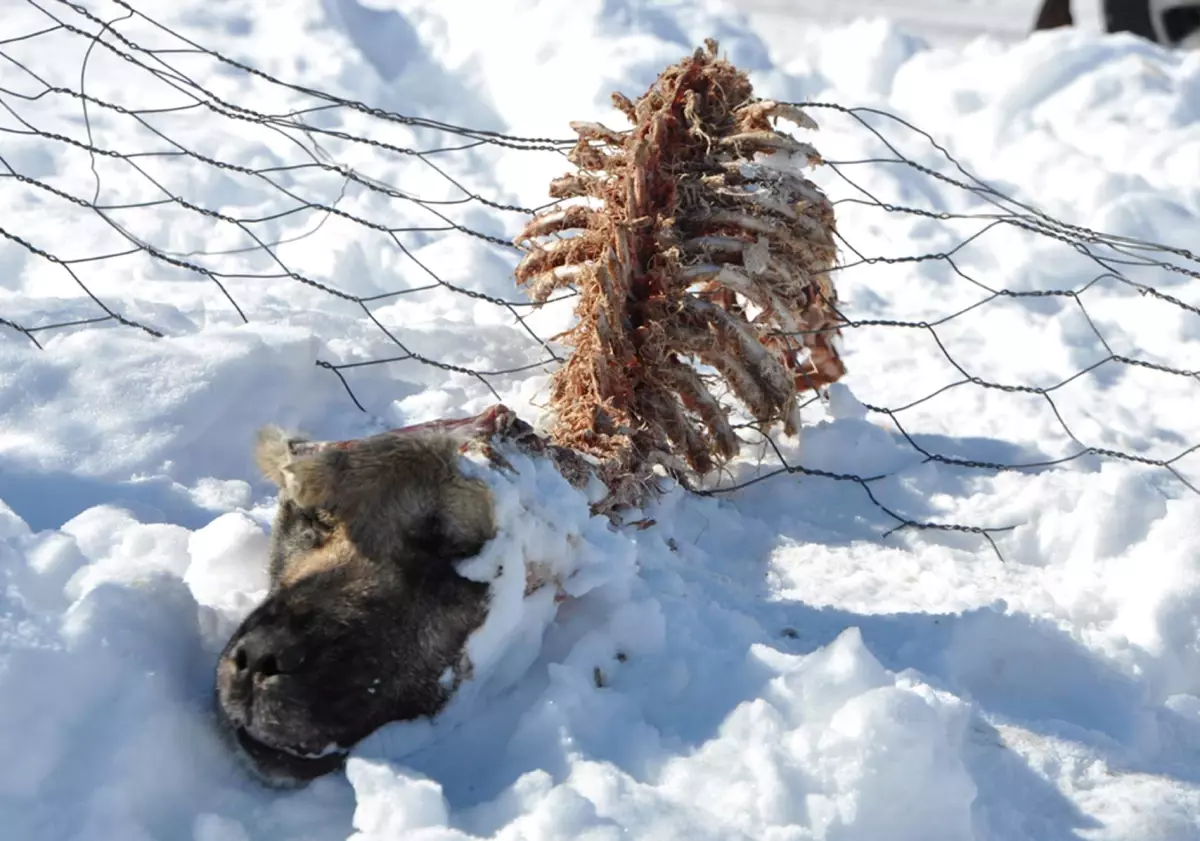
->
217, 617, 308, 720
229, 626, 307, 681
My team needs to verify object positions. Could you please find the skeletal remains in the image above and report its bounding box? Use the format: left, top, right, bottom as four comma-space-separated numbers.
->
214, 41, 844, 785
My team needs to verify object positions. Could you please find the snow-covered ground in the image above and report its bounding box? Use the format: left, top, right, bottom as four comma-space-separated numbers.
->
743, 0, 1110, 49
4, 0, 1200, 838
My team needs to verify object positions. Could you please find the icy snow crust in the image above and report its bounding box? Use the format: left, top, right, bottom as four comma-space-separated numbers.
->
4, 0, 1200, 839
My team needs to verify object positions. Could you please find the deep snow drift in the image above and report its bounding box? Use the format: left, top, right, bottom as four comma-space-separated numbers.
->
3, 0, 1200, 839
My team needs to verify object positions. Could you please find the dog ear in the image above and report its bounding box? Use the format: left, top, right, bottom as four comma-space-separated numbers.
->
255, 426, 340, 509
325, 431, 497, 563
255, 426, 497, 563
281, 454, 342, 510
432, 473, 497, 560
254, 425, 293, 487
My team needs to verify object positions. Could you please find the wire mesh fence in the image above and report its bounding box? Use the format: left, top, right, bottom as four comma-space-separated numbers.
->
4, 0, 1200, 562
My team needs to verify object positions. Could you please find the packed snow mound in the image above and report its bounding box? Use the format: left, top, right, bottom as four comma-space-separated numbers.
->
4, 0, 1200, 839
438, 440, 642, 733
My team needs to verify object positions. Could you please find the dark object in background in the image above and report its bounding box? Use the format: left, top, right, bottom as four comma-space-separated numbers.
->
1158, 2, 1200, 42
1034, 0, 1075, 29
1099, 0, 1158, 38
1033, 0, 1200, 46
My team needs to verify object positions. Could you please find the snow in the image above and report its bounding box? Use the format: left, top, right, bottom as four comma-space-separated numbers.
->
3, 0, 1200, 838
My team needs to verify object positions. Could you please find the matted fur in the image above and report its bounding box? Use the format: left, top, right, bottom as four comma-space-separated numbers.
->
254, 424, 497, 562
214, 424, 500, 786
216, 407, 598, 785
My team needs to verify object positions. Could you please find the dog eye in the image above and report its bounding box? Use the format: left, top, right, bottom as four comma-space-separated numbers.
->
275, 644, 307, 673
292, 508, 336, 549
288, 608, 316, 633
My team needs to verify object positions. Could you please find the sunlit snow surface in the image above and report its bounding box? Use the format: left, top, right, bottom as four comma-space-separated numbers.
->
3, 0, 1200, 838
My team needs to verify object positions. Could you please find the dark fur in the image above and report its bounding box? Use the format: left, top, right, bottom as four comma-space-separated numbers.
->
215, 427, 498, 785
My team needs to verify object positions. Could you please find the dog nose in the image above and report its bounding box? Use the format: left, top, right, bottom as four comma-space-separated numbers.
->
228, 626, 307, 682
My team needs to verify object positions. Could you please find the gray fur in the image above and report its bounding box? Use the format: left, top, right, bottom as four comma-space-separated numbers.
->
214, 426, 498, 786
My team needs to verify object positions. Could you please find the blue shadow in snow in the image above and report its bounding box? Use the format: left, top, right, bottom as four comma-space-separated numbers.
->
0, 465, 225, 533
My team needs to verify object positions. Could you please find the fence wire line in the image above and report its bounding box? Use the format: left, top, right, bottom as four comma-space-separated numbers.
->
3, 0, 1199, 563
